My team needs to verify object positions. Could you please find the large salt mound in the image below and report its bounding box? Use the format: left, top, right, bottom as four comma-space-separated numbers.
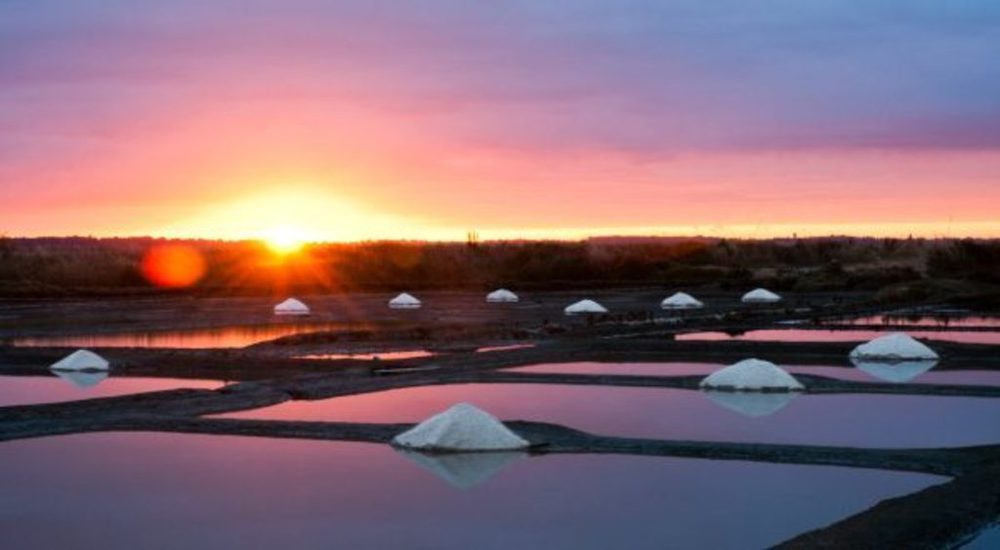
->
849, 333, 939, 361
274, 297, 310, 315
661, 292, 704, 310
392, 403, 530, 451
397, 450, 524, 490
699, 359, 804, 391
852, 358, 938, 383
486, 289, 519, 303
389, 292, 422, 309
50, 349, 109, 372
564, 299, 608, 315
703, 391, 798, 417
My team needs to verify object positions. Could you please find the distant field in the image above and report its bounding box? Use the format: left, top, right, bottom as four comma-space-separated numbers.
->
0, 236, 997, 305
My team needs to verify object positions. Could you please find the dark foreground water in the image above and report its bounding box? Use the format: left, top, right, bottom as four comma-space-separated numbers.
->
966, 525, 1000, 549
220, 383, 1000, 448
0, 433, 943, 550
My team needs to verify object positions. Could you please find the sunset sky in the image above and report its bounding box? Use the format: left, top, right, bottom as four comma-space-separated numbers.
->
2, 1, 999, 241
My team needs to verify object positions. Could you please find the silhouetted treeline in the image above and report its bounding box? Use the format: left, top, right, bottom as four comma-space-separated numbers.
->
0, 236, 998, 299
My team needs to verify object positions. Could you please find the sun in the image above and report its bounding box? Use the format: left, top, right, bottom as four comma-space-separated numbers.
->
262, 225, 309, 255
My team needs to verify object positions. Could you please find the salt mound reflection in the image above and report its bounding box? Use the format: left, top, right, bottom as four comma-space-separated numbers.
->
396, 450, 525, 490
703, 390, 798, 417
51, 369, 109, 388
851, 358, 938, 383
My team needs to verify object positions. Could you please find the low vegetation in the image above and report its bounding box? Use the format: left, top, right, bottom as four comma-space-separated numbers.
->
0, 236, 998, 305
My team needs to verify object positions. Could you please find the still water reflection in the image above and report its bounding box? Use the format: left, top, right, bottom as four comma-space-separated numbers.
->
0, 375, 222, 407
9, 323, 357, 349
832, 315, 1000, 328
677, 329, 1000, 345
0, 433, 943, 550
297, 350, 435, 361
506, 361, 1000, 385
219, 383, 1000, 448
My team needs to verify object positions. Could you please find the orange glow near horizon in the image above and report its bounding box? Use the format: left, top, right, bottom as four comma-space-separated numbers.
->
148, 186, 433, 243
4, 147, 999, 241
140, 244, 207, 288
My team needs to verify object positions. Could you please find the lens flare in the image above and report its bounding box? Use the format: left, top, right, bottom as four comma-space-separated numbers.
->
140, 244, 207, 288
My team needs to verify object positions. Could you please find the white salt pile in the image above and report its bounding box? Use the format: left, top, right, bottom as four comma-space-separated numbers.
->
50, 349, 109, 372
392, 403, 530, 451
661, 292, 704, 310
486, 289, 519, 303
703, 391, 798, 417
273, 297, 310, 316
564, 299, 609, 315
396, 450, 525, 490
389, 292, 422, 309
699, 358, 804, 391
741, 288, 782, 303
849, 333, 939, 361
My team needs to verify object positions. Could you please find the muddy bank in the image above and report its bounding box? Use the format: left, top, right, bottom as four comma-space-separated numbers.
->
1, 383, 989, 476
0, 289, 878, 339
5, 361, 1000, 442
4, 335, 1000, 386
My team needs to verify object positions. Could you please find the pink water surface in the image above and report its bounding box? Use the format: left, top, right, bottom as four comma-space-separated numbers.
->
677, 329, 1000, 345
217, 382, 1000, 449
0, 375, 222, 406
0, 433, 943, 550
506, 361, 1000, 385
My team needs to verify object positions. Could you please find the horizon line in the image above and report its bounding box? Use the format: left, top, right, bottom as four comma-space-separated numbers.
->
6, 233, 1000, 244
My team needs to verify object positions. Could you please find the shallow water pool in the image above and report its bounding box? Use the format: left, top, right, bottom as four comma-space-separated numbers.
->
0, 433, 944, 550
506, 361, 1000, 385
0, 375, 222, 407
677, 328, 1000, 345
219, 382, 1000, 448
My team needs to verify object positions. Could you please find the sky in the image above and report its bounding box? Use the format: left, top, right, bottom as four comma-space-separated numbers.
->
1, 0, 999, 241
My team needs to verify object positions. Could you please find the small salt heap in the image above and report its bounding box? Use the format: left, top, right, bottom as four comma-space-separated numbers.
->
699, 358, 804, 391
661, 292, 704, 310
564, 299, 608, 315
273, 297, 310, 316
486, 289, 519, 303
389, 293, 422, 309
50, 349, 109, 372
849, 333, 939, 361
741, 288, 781, 303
